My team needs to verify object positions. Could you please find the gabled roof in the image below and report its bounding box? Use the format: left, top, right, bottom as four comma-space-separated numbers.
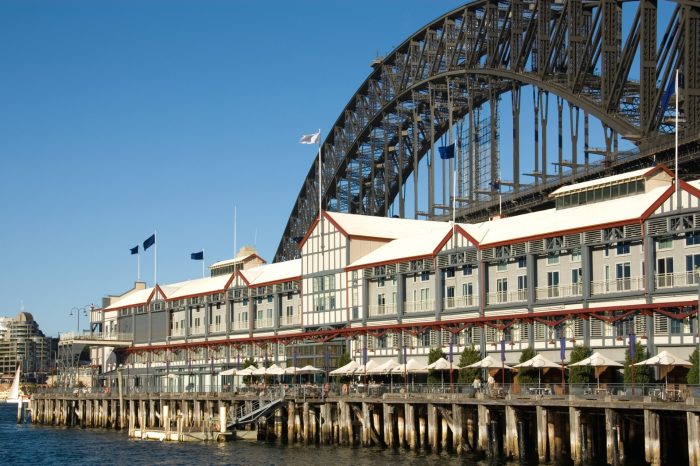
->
325, 211, 443, 239
164, 274, 234, 300
347, 223, 453, 269
240, 259, 301, 287
549, 166, 665, 196
462, 184, 671, 247
104, 287, 155, 311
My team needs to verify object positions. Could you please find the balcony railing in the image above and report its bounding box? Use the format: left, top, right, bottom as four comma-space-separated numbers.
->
590, 277, 644, 295
254, 318, 274, 329
280, 314, 301, 326
369, 303, 396, 317
208, 324, 225, 333
443, 295, 477, 309
233, 321, 248, 331
404, 299, 435, 313
485, 289, 527, 305
535, 284, 583, 300
655, 271, 699, 289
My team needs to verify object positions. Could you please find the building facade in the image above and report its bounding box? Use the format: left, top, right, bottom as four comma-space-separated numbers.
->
0, 311, 56, 381
90, 166, 700, 387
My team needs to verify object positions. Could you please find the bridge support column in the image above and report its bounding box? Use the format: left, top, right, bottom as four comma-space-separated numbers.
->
607, 408, 624, 466
405, 403, 416, 450
688, 411, 700, 465
569, 407, 582, 466
644, 409, 660, 466
536, 406, 548, 463
504, 405, 518, 460
478, 404, 490, 454
452, 404, 463, 454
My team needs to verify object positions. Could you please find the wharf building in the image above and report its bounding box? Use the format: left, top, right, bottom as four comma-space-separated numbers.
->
90, 166, 700, 389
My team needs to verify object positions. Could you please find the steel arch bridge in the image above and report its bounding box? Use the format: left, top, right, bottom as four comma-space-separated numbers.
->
275, 0, 700, 262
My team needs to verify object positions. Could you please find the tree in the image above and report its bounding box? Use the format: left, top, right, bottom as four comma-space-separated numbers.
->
457, 346, 481, 384
568, 345, 593, 384
516, 347, 538, 385
688, 348, 699, 384
242, 357, 256, 385
334, 351, 353, 383
623, 342, 651, 384
427, 347, 447, 385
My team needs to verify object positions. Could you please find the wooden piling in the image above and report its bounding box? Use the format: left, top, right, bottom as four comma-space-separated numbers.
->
477, 404, 490, 454
427, 403, 438, 451
644, 409, 660, 466
504, 405, 518, 459
536, 405, 548, 463
687, 411, 700, 466
405, 403, 416, 450
452, 404, 463, 454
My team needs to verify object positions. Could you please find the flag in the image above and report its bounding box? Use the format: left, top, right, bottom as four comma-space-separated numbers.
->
143, 234, 156, 250
190, 251, 204, 261
438, 143, 455, 159
299, 131, 320, 144
629, 334, 636, 359
449, 341, 454, 363
490, 178, 501, 190
130, 246, 139, 255
500, 340, 506, 362
362, 345, 367, 365
560, 336, 566, 361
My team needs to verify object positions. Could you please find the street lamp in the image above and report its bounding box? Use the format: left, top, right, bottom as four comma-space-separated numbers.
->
70, 305, 89, 335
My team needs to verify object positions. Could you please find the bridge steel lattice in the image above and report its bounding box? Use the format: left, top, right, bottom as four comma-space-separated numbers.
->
276, 0, 700, 262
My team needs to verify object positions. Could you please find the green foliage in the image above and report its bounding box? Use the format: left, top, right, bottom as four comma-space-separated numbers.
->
427, 347, 447, 385
516, 347, 538, 385
457, 346, 481, 384
688, 348, 699, 384
334, 352, 353, 383
623, 342, 651, 384
568, 345, 593, 384
242, 357, 256, 385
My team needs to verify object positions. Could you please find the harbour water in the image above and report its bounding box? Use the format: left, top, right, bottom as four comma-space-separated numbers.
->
0, 404, 506, 465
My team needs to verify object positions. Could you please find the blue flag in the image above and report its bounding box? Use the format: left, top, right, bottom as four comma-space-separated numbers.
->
490, 178, 501, 190
560, 336, 567, 361
130, 245, 139, 255
500, 340, 506, 362
143, 234, 156, 251
438, 143, 455, 160
190, 251, 204, 261
629, 334, 636, 359
449, 341, 454, 363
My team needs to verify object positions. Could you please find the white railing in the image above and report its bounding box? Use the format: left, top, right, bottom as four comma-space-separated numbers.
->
535, 284, 583, 300
443, 295, 477, 309
233, 321, 249, 331
254, 318, 274, 329
655, 272, 698, 289
485, 290, 527, 305
280, 314, 301, 326
59, 331, 133, 342
170, 329, 185, 338
590, 277, 644, 295
189, 326, 204, 335
368, 303, 396, 317
404, 300, 435, 313
208, 324, 225, 333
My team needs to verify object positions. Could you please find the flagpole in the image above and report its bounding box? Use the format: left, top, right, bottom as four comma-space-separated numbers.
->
154, 230, 157, 286
202, 249, 205, 278
675, 69, 680, 209
234, 206, 237, 255
137, 250, 140, 282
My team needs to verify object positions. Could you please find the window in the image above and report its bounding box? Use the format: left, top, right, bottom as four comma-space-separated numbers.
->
462, 283, 473, 306
377, 293, 385, 314
547, 271, 560, 298
616, 242, 631, 255
421, 271, 430, 281
497, 260, 507, 272
547, 253, 559, 265
444, 267, 455, 278
571, 268, 582, 295
445, 286, 455, 308
571, 248, 581, 262
517, 275, 527, 300
377, 277, 385, 288
657, 257, 674, 287
420, 288, 430, 307
517, 257, 527, 268
686, 254, 700, 284
496, 278, 508, 303
657, 238, 673, 250
616, 262, 631, 291
463, 265, 473, 276
686, 232, 700, 246
670, 318, 683, 335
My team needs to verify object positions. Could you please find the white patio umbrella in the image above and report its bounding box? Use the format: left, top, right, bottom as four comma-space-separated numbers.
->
390, 358, 429, 374
329, 360, 359, 376
235, 365, 257, 376
467, 355, 514, 370
633, 349, 692, 384
296, 365, 325, 374
568, 352, 623, 387
284, 366, 299, 375
219, 368, 237, 376
353, 359, 379, 376
425, 357, 451, 370
514, 354, 562, 386
366, 359, 401, 374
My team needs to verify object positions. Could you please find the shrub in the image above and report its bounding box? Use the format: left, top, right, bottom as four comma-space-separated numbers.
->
568, 345, 593, 384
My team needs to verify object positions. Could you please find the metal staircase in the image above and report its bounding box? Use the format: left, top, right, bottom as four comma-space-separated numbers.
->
227, 387, 285, 429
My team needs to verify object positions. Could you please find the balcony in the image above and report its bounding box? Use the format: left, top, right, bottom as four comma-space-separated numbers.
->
233, 321, 248, 331
535, 284, 583, 301
208, 324, 225, 334
280, 314, 301, 326
443, 295, 477, 309
485, 290, 528, 305
404, 300, 435, 313
254, 318, 274, 329
368, 303, 396, 317
655, 272, 698, 289
590, 277, 644, 295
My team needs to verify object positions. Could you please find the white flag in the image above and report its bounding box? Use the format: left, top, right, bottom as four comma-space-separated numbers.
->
299, 131, 321, 144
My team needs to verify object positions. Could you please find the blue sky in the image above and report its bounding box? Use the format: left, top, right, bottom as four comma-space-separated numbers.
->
0, 0, 468, 336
